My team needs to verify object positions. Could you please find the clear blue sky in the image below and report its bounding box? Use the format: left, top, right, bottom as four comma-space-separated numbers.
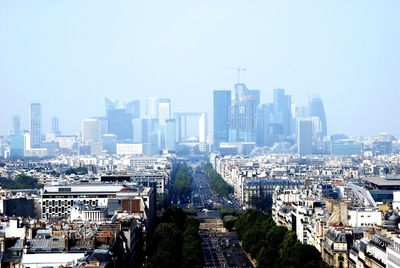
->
1, 0, 399, 137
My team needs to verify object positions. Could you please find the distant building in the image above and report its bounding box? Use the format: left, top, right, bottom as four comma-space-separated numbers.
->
30, 103, 42, 148
145, 97, 159, 119
229, 84, 258, 142
309, 95, 327, 137
331, 139, 363, 156
158, 98, 171, 126
104, 97, 117, 116
213, 90, 231, 151
51, 116, 60, 135
297, 119, 313, 155
132, 118, 148, 143
255, 103, 274, 146
11, 114, 21, 135
273, 88, 292, 137
126, 100, 140, 119
116, 143, 143, 155
91, 116, 108, 136
108, 109, 133, 141
82, 118, 100, 144
165, 119, 176, 151
9, 135, 25, 158
101, 134, 117, 154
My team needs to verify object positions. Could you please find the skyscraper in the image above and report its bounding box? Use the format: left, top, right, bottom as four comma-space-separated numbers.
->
82, 118, 100, 144
165, 119, 176, 151
51, 116, 60, 135
11, 114, 21, 135
309, 95, 327, 137
126, 100, 140, 119
297, 119, 313, 156
255, 103, 274, 146
145, 97, 159, 119
105, 97, 117, 117
30, 103, 42, 148
273, 88, 292, 137
158, 98, 171, 125
229, 84, 258, 142
108, 109, 133, 141
213, 90, 231, 150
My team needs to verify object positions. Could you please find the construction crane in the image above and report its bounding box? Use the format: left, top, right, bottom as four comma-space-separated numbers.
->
218, 65, 247, 84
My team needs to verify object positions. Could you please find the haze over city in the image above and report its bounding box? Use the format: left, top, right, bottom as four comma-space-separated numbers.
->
1, 0, 400, 136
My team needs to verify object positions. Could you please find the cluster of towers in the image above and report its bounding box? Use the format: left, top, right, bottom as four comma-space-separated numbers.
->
213, 84, 327, 155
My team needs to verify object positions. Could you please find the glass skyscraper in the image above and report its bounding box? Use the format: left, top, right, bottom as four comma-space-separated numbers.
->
30, 103, 42, 148
273, 88, 292, 137
213, 90, 231, 150
309, 95, 327, 137
297, 119, 313, 155
126, 100, 140, 119
11, 114, 21, 135
108, 109, 133, 141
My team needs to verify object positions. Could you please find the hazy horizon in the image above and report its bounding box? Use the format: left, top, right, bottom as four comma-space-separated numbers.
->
1, 1, 400, 137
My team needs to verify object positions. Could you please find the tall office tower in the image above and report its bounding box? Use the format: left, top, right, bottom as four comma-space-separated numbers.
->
108, 109, 133, 141
9, 135, 24, 158
165, 119, 176, 151
51, 116, 60, 135
145, 97, 159, 119
101, 134, 117, 154
229, 84, 258, 142
198, 112, 208, 144
297, 119, 313, 156
30, 103, 42, 148
82, 119, 100, 144
255, 104, 274, 147
158, 98, 171, 125
213, 90, 231, 150
105, 97, 117, 116
11, 115, 21, 135
309, 95, 327, 137
91, 117, 108, 136
126, 100, 140, 119
248, 90, 260, 107
273, 88, 292, 137
133, 118, 148, 143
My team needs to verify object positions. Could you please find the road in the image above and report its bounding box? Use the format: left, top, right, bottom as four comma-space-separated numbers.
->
188, 161, 253, 268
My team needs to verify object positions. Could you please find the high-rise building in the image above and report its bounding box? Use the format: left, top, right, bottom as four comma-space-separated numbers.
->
133, 118, 148, 143
126, 100, 140, 119
30, 103, 42, 148
82, 118, 100, 144
101, 134, 117, 154
213, 90, 231, 150
255, 103, 273, 146
165, 119, 176, 151
158, 98, 171, 125
108, 109, 133, 141
105, 97, 117, 117
297, 119, 313, 156
51, 116, 60, 135
229, 84, 258, 142
145, 97, 159, 119
92, 116, 108, 136
9, 135, 24, 158
309, 95, 327, 137
11, 115, 21, 135
273, 88, 292, 137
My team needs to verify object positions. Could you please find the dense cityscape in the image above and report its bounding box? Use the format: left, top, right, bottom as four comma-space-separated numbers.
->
0, 82, 400, 268
2, 1, 400, 268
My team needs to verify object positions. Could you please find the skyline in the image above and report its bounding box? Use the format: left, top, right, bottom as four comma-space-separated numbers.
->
1, 1, 400, 136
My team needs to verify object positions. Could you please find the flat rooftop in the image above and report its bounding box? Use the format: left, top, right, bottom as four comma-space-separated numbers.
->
363, 177, 400, 186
